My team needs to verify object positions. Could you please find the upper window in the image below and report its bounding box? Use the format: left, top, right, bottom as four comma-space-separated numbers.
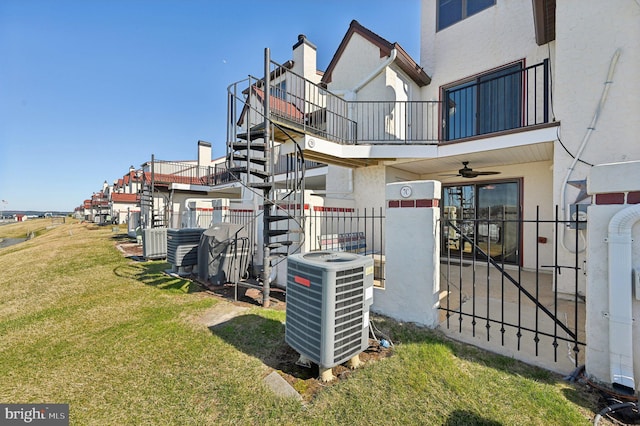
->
443, 62, 523, 141
271, 80, 287, 100
437, 0, 496, 31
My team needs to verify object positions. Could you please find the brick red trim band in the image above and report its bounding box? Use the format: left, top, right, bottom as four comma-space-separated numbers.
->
628, 191, 640, 204
313, 206, 355, 212
596, 193, 626, 205
388, 199, 439, 208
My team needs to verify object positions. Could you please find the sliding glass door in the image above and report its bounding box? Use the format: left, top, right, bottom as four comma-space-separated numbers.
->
442, 181, 520, 264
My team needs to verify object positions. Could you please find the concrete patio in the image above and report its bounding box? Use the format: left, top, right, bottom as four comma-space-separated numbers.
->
437, 260, 586, 375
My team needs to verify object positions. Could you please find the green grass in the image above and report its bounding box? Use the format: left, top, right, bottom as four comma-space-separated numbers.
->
0, 221, 600, 425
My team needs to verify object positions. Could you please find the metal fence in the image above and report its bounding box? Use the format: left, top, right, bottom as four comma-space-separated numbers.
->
306, 207, 386, 287
439, 206, 586, 367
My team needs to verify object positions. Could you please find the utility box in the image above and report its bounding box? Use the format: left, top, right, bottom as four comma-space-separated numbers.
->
569, 204, 588, 230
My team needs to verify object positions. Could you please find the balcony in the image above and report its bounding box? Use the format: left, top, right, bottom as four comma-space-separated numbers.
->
141, 160, 239, 187
228, 59, 552, 158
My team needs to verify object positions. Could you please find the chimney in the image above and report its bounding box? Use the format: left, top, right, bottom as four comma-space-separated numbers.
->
197, 140, 212, 168
292, 34, 318, 82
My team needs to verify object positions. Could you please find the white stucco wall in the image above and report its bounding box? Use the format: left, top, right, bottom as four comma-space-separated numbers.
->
551, 2, 640, 298
420, 0, 549, 101
327, 32, 387, 92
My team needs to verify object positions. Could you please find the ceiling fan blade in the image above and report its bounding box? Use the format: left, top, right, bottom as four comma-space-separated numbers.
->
474, 171, 501, 176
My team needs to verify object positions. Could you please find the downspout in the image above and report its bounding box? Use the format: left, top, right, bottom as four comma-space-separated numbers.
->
606, 203, 640, 393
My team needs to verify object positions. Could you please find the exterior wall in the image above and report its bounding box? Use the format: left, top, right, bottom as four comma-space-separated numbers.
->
326, 32, 388, 92
552, 2, 640, 296
324, 165, 353, 199
353, 165, 386, 210
420, 0, 549, 101
586, 160, 640, 391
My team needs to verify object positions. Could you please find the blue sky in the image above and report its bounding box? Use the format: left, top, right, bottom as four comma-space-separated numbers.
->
0, 0, 420, 212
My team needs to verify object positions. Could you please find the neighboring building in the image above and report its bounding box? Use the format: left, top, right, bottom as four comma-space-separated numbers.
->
110, 192, 138, 225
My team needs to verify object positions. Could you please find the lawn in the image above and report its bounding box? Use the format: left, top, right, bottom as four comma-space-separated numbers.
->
0, 219, 602, 424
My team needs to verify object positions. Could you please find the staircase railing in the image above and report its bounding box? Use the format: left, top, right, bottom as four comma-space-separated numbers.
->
226, 49, 307, 307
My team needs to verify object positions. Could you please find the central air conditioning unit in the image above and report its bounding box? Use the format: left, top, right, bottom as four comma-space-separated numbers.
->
285, 251, 374, 380
167, 228, 204, 273
142, 227, 167, 259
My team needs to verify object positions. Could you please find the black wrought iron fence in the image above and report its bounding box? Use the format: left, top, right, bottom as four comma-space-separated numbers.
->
306, 207, 386, 287
439, 205, 586, 367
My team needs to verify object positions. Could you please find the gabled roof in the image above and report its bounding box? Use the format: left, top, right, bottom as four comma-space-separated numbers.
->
321, 20, 430, 87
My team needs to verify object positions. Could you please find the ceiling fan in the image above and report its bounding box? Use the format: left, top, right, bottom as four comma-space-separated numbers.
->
447, 161, 501, 179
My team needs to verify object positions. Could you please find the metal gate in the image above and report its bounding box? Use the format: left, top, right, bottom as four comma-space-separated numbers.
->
439, 206, 586, 372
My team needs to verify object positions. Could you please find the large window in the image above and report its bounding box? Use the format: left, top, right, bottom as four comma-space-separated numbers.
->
443, 63, 522, 141
437, 0, 496, 31
442, 181, 520, 264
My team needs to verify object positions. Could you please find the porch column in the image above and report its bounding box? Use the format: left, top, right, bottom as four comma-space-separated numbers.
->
373, 180, 441, 327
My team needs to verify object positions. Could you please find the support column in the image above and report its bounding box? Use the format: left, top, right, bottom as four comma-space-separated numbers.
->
373, 180, 441, 327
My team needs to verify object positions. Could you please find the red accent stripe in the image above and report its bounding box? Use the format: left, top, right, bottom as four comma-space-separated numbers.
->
595, 193, 625, 205
388, 199, 439, 208
294, 275, 310, 287
313, 206, 356, 212
628, 191, 640, 204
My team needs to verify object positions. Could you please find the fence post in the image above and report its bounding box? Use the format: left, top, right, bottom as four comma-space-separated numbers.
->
373, 180, 441, 326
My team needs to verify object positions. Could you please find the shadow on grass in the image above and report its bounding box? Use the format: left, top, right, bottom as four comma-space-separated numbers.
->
113, 261, 202, 293
209, 313, 318, 380
444, 410, 502, 426
110, 233, 133, 242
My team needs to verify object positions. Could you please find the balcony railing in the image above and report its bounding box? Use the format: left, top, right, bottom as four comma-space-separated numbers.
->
229, 58, 551, 146
142, 160, 239, 187
443, 59, 550, 142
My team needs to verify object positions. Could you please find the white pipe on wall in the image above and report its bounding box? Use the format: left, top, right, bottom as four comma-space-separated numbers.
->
606, 203, 640, 392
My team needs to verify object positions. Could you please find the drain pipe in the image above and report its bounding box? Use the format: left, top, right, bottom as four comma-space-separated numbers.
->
606, 203, 640, 393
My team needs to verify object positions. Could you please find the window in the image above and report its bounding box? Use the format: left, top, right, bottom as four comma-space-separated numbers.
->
271, 80, 287, 100
442, 181, 520, 264
437, 0, 496, 31
443, 62, 522, 141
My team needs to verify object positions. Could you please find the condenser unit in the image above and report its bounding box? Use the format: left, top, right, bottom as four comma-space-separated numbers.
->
285, 251, 374, 374
142, 227, 167, 259
167, 228, 204, 268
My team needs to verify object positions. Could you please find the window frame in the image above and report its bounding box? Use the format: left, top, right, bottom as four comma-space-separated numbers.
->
440, 60, 525, 141
437, 0, 496, 31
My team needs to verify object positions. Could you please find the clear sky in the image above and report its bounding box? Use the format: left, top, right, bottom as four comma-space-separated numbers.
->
0, 0, 420, 212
